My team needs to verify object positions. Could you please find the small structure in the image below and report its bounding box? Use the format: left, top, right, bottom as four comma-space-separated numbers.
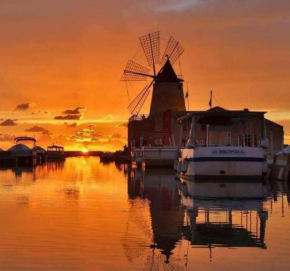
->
8, 137, 37, 166
47, 145, 65, 160
32, 145, 47, 163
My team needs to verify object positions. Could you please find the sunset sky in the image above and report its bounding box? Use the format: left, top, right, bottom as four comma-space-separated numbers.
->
0, 0, 289, 150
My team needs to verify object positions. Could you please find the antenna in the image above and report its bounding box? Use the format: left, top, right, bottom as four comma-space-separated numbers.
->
121, 31, 184, 115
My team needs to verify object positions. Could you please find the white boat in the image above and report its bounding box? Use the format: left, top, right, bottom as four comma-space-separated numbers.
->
177, 109, 269, 180
131, 134, 178, 167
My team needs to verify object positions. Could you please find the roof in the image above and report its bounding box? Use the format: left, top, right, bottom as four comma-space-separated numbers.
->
178, 107, 267, 123
156, 60, 181, 83
265, 118, 284, 129
8, 144, 31, 152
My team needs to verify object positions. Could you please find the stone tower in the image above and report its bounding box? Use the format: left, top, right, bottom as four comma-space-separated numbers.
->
150, 60, 186, 115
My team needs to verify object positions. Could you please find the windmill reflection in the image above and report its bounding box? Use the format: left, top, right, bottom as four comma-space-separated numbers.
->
179, 179, 269, 257
127, 167, 184, 269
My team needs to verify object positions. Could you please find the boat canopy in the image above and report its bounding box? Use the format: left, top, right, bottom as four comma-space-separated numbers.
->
47, 145, 64, 152
14, 137, 36, 146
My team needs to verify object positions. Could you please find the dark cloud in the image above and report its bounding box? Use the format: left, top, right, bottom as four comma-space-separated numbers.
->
0, 134, 15, 142
0, 119, 17, 126
62, 107, 85, 115
14, 102, 36, 111
55, 107, 85, 120
31, 110, 50, 115
54, 114, 82, 120
25, 126, 49, 133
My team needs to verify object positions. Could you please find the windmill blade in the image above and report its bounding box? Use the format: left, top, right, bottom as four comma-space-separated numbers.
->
121, 60, 150, 81
160, 36, 184, 66
127, 82, 153, 115
139, 31, 160, 69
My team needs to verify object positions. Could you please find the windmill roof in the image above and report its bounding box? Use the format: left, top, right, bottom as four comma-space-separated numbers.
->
156, 60, 181, 83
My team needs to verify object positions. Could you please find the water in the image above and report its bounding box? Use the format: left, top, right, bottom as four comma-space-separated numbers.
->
0, 157, 289, 271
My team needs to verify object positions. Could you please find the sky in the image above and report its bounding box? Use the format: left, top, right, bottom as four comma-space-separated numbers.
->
0, 0, 289, 150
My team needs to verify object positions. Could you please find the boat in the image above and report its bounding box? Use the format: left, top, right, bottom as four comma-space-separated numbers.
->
32, 145, 47, 163
131, 133, 178, 167
47, 145, 65, 160
8, 137, 37, 165
176, 108, 269, 180
141, 145, 178, 167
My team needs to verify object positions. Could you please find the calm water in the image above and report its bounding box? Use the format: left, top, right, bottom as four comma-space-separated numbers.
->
0, 157, 289, 271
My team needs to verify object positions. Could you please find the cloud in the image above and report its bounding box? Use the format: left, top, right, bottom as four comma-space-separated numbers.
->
31, 110, 51, 115
103, 115, 114, 120
55, 107, 85, 120
110, 133, 122, 139
0, 134, 15, 142
54, 114, 82, 120
154, 0, 201, 13
62, 107, 86, 115
25, 126, 49, 133
66, 123, 78, 128
0, 119, 17, 126
14, 102, 36, 111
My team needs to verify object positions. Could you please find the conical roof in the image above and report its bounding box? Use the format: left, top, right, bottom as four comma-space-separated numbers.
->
156, 60, 180, 83
8, 144, 31, 152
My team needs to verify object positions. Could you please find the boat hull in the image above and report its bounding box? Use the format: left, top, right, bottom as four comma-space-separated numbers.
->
179, 147, 266, 180
142, 147, 178, 167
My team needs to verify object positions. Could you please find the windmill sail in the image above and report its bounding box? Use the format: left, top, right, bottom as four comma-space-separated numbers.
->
121, 60, 150, 81
160, 36, 184, 66
127, 84, 152, 115
139, 31, 160, 69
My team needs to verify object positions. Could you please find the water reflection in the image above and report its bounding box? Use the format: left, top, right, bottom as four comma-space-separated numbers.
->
128, 166, 290, 268
179, 180, 268, 255
0, 158, 289, 270
127, 167, 184, 270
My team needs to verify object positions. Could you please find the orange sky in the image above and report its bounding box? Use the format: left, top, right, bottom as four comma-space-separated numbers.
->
0, 0, 289, 150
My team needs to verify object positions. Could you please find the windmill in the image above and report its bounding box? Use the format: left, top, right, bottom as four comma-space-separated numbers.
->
121, 31, 185, 116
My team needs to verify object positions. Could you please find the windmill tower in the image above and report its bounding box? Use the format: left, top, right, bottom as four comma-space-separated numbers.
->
121, 32, 186, 116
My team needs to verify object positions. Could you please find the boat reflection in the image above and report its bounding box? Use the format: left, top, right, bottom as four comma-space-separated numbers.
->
180, 179, 268, 253
127, 167, 277, 266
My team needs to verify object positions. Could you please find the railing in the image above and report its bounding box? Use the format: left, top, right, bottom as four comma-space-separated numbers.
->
129, 114, 149, 122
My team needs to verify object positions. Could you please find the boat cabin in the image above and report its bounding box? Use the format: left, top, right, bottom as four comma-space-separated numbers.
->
179, 107, 283, 154
47, 145, 64, 152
